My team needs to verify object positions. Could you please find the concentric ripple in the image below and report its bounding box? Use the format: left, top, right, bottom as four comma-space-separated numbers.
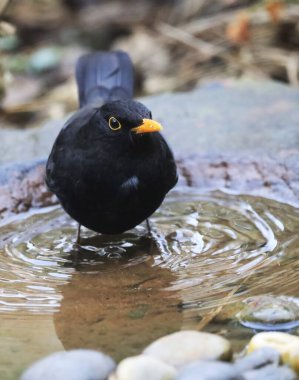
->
152, 190, 299, 314
0, 189, 299, 317
0, 207, 150, 313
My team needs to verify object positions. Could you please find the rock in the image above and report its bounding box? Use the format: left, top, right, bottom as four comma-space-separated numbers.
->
234, 347, 281, 372
2, 81, 299, 215
176, 361, 244, 380
235, 348, 297, 380
158, 81, 299, 158
21, 349, 116, 380
0, 159, 56, 219
109, 355, 177, 380
0, 119, 61, 166
143, 331, 232, 368
248, 332, 299, 373
243, 365, 297, 380
1, 80, 299, 212
1, 80, 299, 163
236, 295, 299, 331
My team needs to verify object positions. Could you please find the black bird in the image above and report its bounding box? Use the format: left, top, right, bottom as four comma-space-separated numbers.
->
46, 51, 177, 240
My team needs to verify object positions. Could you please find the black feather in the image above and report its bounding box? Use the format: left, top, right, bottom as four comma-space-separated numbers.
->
46, 51, 177, 235
75, 51, 134, 107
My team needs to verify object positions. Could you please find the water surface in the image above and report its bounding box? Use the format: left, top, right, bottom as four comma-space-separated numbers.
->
1, 189, 299, 378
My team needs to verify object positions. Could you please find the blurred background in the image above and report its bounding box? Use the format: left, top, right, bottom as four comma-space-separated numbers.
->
0, 0, 298, 131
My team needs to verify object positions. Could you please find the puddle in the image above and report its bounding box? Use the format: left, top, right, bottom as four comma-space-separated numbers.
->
1, 189, 299, 378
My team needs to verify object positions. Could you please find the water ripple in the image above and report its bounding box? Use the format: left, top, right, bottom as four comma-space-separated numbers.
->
152, 190, 299, 312
0, 189, 299, 316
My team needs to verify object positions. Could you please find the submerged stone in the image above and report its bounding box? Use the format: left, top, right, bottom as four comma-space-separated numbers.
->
143, 331, 232, 368
21, 349, 116, 380
236, 296, 299, 331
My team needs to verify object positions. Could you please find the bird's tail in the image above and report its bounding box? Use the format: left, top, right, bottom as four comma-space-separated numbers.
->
75, 51, 134, 108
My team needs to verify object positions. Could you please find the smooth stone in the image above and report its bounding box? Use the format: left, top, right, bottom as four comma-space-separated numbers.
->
2, 80, 299, 165
2, 81, 299, 215
143, 331, 232, 368
109, 355, 177, 380
234, 347, 281, 372
176, 361, 244, 380
248, 332, 299, 373
21, 349, 116, 380
243, 364, 297, 380
236, 295, 299, 331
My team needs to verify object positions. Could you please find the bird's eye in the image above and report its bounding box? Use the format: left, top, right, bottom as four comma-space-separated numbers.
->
108, 117, 122, 131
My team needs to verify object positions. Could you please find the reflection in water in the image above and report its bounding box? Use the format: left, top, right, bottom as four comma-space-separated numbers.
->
1, 189, 299, 374
55, 241, 182, 361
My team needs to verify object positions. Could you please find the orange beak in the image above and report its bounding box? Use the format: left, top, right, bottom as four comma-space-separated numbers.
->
131, 118, 163, 134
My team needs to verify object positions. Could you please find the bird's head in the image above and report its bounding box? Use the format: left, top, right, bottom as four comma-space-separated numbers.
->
100, 99, 162, 138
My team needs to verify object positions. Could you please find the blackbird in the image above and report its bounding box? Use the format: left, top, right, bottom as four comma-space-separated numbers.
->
46, 51, 177, 239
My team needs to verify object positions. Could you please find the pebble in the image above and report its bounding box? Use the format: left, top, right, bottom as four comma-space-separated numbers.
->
21, 349, 116, 380
20, 331, 299, 380
243, 364, 297, 380
248, 332, 299, 373
236, 296, 299, 331
109, 355, 177, 380
143, 331, 232, 368
234, 347, 281, 372
176, 361, 244, 380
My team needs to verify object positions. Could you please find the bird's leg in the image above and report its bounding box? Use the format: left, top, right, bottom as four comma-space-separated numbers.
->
146, 219, 158, 255
76, 223, 81, 245
146, 218, 152, 236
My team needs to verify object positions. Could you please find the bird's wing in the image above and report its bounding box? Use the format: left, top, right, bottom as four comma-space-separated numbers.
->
75, 51, 134, 108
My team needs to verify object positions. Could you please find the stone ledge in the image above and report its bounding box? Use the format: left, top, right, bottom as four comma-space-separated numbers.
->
177, 152, 299, 206
0, 160, 56, 219
1, 151, 299, 220
1, 80, 299, 219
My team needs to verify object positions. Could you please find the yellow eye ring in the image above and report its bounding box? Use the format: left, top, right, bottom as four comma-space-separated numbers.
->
108, 116, 122, 131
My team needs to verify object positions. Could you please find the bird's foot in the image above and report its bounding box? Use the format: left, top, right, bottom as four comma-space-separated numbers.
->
76, 223, 81, 246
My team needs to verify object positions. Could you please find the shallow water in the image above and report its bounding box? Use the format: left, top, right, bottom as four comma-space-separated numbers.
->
1, 189, 299, 378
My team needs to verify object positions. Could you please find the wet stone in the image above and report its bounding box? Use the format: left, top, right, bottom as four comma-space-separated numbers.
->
109, 355, 177, 380
236, 295, 299, 331
143, 331, 232, 368
242, 365, 297, 380
248, 332, 299, 373
0, 159, 56, 219
234, 347, 281, 372
21, 349, 116, 380
176, 361, 244, 380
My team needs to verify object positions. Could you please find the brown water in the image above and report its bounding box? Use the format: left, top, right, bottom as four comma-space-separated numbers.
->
1, 189, 299, 379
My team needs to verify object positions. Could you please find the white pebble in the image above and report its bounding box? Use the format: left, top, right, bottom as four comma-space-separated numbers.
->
110, 355, 177, 380
143, 330, 231, 367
